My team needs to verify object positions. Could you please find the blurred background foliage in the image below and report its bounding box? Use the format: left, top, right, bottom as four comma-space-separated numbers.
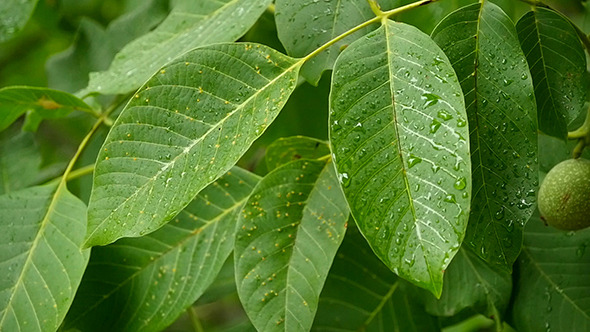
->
1, 0, 589, 331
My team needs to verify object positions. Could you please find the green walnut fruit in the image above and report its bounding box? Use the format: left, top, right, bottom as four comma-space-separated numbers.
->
538, 158, 590, 230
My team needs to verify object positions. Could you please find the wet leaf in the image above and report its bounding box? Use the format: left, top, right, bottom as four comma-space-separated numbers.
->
330, 20, 471, 297
421, 247, 512, 319
0, 184, 89, 331
235, 159, 348, 332
64, 168, 258, 332
82, 0, 272, 95
265, 136, 330, 171
85, 43, 301, 247
512, 211, 590, 332
516, 7, 587, 139
432, 1, 538, 271
312, 226, 440, 331
0, 86, 94, 132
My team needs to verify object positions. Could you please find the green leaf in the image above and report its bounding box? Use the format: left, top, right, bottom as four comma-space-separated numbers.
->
0, 125, 41, 194
64, 168, 258, 332
312, 226, 440, 331
0, 0, 39, 42
512, 212, 590, 332
235, 159, 348, 331
395, 0, 476, 34
0, 184, 89, 331
275, 0, 378, 85
431, 1, 538, 270
329, 20, 471, 297
0, 86, 95, 132
516, 7, 587, 139
47, 0, 168, 93
85, 43, 302, 247
421, 247, 512, 319
265, 136, 330, 171
81, 0, 273, 95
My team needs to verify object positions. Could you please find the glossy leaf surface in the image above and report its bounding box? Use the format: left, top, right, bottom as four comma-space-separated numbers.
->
330, 20, 471, 297
432, 1, 538, 270
516, 7, 587, 139
312, 226, 439, 331
0, 86, 94, 132
0, 184, 89, 331
0, 0, 38, 42
265, 136, 330, 171
83, 0, 272, 95
421, 247, 512, 319
275, 0, 381, 85
235, 159, 348, 332
85, 43, 301, 247
65, 168, 258, 332
512, 212, 590, 332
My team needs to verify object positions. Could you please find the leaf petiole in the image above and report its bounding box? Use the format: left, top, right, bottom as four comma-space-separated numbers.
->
568, 107, 590, 158
301, 0, 441, 64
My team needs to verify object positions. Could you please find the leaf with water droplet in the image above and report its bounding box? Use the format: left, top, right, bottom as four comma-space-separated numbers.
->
235, 160, 348, 332
516, 7, 587, 140
86, 43, 302, 247
432, 1, 538, 271
330, 20, 471, 297
63, 168, 259, 332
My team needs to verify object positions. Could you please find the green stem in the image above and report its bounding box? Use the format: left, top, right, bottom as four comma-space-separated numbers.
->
65, 164, 95, 182
187, 306, 204, 332
301, 0, 440, 63
568, 107, 590, 158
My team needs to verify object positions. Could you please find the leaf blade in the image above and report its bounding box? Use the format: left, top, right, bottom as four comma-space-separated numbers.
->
329, 20, 471, 297
516, 7, 587, 139
431, 2, 538, 270
64, 168, 258, 332
85, 43, 302, 247
0, 0, 38, 42
0, 86, 94, 132
83, 0, 273, 95
0, 184, 89, 331
235, 159, 349, 331
265, 136, 330, 171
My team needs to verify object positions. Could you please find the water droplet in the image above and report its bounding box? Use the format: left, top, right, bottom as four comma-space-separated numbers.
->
407, 154, 422, 168
453, 177, 466, 190
430, 119, 441, 133
331, 120, 342, 132
495, 207, 505, 220
456, 118, 467, 127
338, 172, 351, 188
421, 93, 440, 107
437, 110, 453, 121
444, 194, 456, 203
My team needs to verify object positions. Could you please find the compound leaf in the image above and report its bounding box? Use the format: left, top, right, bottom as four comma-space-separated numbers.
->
0, 184, 89, 331
64, 168, 258, 332
432, 1, 538, 271
265, 136, 330, 171
512, 212, 590, 332
312, 226, 440, 331
329, 20, 471, 297
235, 159, 349, 332
82, 0, 273, 95
516, 7, 587, 139
85, 43, 301, 247
0, 86, 94, 132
